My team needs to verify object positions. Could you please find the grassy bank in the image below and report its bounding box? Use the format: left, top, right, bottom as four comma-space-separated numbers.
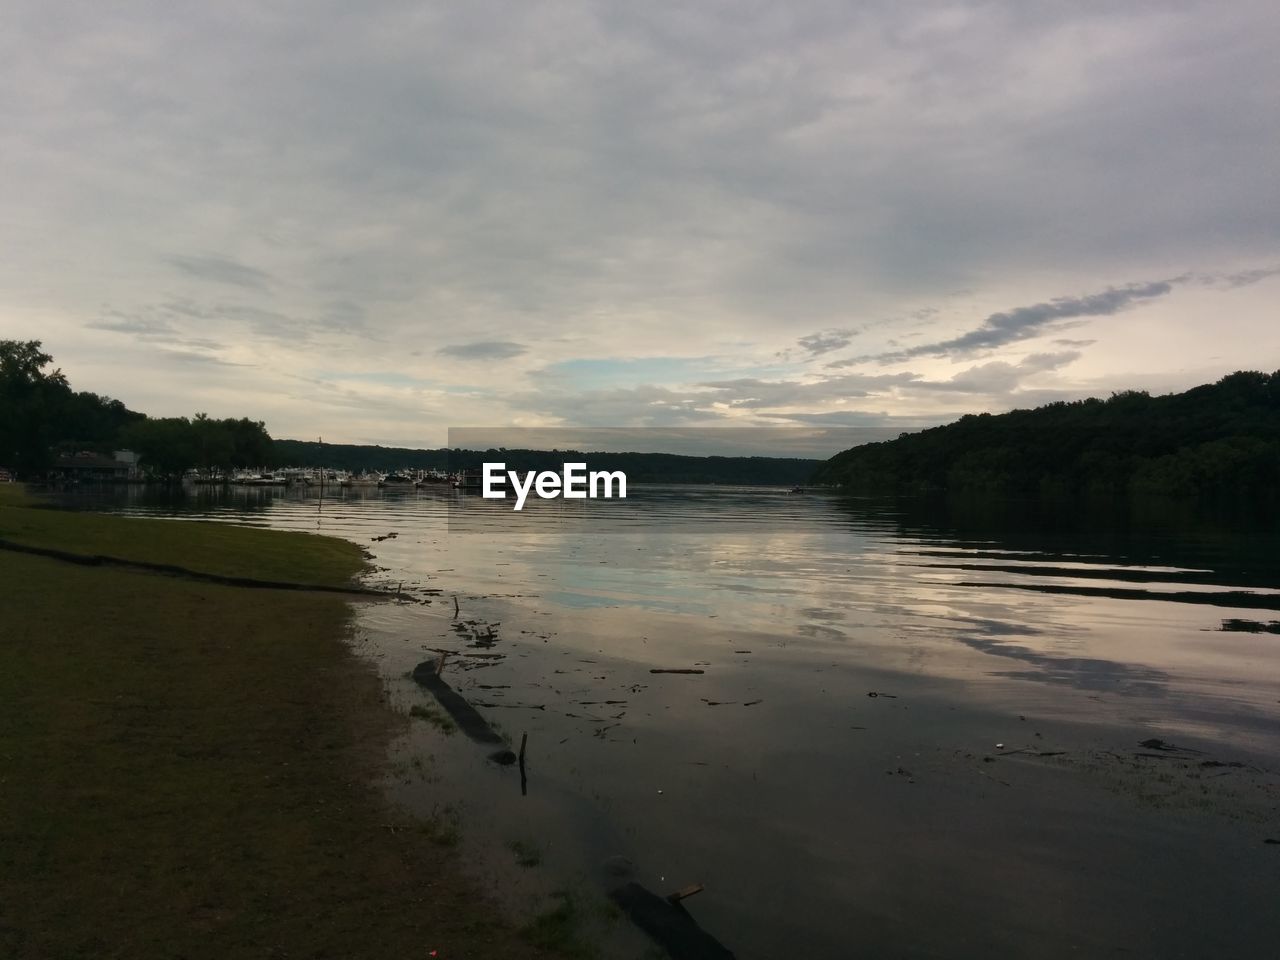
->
0, 485, 359, 585
0, 486, 559, 959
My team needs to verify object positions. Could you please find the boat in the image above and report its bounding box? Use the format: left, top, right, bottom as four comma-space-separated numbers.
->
236, 472, 288, 487
377, 473, 414, 488
415, 470, 450, 486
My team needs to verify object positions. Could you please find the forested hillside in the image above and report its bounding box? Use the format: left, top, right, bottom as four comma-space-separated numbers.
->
814, 371, 1280, 499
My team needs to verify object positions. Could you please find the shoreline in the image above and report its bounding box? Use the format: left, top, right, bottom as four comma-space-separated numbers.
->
0, 485, 575, 959
14, 483, 1280, 958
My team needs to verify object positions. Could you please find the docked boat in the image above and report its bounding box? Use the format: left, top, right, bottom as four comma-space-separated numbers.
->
377, 473, 414, 487
415, 470, 450, 486
236, 472, 288, 487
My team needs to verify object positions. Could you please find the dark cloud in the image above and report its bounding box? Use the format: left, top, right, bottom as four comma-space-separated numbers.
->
166, 255, 272, 290
830, 281, 1175, 365
213, 304, 308, 342
1198, 265, 1280, 289
796, 328, 858, 358
87, 316, 176, 338
88, 311, 223, 352
437, 341, 528, 361
158, 350, 248, 367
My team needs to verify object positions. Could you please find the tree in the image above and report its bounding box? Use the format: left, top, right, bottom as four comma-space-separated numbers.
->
814, 370, 1280, 503
0, 340, 71, 477
225, 418, 274, 469
191, 413, 234, 475
121, 418, 199, 480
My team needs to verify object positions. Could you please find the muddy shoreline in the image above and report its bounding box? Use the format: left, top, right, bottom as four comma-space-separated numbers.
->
360, 574, 1280, 960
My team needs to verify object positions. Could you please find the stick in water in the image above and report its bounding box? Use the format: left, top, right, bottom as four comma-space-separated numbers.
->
518, 732, 528, 796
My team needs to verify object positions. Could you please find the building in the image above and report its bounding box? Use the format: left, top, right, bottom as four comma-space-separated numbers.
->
112, 449, 142, 479
52, 452, 133, 482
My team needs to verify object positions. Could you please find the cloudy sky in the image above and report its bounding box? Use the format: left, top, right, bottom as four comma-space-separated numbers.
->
3, 1, 1277, 452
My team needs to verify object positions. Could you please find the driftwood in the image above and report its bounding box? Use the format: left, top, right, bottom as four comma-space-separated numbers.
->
518, 732, 528, 796
667, 884, 704, 903
411, 660, 514, 763
610, 882, 735, 959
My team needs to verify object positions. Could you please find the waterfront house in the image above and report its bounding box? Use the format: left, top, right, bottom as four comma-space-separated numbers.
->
52, 452, 132, 482
112, 449, 142, 479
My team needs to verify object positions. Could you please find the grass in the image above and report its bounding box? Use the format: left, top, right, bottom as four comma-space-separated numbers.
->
422, 803, 462, 848
0, 487, 563, 959
0, 484, 364, 586
409, 702, 458, 735
520, 892, 597, 960
507, 839, 543, 868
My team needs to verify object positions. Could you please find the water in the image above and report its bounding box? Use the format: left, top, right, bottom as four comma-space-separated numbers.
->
59, 484, 1280, 958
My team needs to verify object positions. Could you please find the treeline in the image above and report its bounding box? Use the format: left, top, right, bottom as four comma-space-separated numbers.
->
273, 439, 449, 473
3, 341, 820, 485
123, 414, 274, 480
1, 340, 274, 480
275, 439, 821, 486
813, 371, 1280, 499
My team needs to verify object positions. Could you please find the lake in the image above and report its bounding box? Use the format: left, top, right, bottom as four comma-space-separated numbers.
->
60, 483, 1280, 959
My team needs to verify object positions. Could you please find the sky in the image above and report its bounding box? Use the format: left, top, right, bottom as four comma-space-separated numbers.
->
3, 1, 1278, 455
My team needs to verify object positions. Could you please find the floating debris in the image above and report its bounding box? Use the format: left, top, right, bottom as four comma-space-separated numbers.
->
472, 701, 547, 711
609, 881, 736, 959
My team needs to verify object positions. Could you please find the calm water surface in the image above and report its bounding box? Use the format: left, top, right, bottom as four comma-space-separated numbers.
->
65, 485, 1280, 959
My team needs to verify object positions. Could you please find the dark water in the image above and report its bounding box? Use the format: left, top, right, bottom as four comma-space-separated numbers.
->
59, 484, 1280, 958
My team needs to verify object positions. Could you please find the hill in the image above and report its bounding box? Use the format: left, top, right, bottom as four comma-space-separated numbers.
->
813, 371, 1280, 499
